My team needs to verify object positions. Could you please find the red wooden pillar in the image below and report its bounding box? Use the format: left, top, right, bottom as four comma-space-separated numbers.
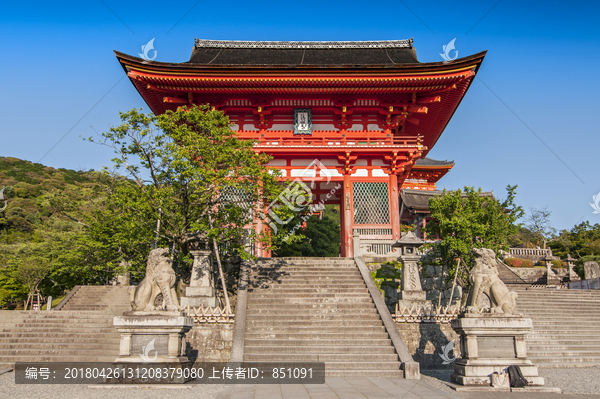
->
342, 173, 353, 257
339, 195, 346, 256
389, 173, 400, 240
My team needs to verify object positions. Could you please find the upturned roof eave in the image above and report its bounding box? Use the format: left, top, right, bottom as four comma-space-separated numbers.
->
114, 50, 487, 75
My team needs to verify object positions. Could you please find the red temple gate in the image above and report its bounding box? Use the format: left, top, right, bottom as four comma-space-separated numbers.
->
116, 39, 485, 257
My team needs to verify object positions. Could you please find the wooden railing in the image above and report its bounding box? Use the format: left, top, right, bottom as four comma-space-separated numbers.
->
238, 132, 424, 148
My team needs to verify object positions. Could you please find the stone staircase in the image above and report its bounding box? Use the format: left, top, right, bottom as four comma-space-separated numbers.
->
243, 257, 404, 377
496, 261, 526, 284
58, 285, 132, 314
0, 310, 120, 368
513, 286, 600, 368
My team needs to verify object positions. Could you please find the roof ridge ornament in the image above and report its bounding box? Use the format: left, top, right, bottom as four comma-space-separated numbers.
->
194, 38, 414, 50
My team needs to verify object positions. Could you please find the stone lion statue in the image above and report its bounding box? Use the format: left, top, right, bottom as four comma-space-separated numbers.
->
466, 248, 518, 314
130, 248, 180, 311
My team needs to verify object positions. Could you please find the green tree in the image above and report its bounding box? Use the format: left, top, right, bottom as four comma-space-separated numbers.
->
525, 206, 556, 249
424, 185, 524, 289
88, 105, 286, 278
549, 221, 600, 259
274, 215, 340, 257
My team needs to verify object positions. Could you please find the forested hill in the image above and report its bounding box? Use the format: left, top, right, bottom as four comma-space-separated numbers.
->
0, 157, 98, 240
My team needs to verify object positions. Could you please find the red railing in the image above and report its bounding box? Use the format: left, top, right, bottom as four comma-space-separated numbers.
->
237, 131, 423, 148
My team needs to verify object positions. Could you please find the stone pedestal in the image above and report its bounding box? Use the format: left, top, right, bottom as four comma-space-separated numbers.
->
113, 311, 193, 363
584, 261, 600, 280
111, 311, 194, 383
545, 258, 561, 285
397, 255, 429, 308
180, 250, 217, 308
450, 314, 544, 387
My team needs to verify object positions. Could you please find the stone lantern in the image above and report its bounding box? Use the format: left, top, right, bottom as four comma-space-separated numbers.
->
392, 232, 427, 306
181, 232, 217, 307
544, 255, 560, 286
563, 254, 579, 281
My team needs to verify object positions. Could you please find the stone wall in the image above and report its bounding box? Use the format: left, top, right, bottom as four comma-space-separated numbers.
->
506, 266, 545, 281
396, 322, 460, 370
421, 265, 462, 307
185, 324, 233, 362
367, 262, 462, 308
506, 265, 569, 282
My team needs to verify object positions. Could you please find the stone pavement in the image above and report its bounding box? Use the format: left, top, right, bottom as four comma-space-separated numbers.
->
4, 371, 600, 398
215, 376, 600, 399
216, 377, 461, 399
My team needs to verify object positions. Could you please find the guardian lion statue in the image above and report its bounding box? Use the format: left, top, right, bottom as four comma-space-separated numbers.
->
129, 248, 180, 311
466, 248, 518, 315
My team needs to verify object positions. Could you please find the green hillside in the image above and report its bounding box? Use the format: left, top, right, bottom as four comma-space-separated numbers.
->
0, 157, 98, 240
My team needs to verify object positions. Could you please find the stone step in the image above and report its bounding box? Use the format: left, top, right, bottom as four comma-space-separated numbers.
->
247, 298, 373, 305
0, 316, 115, 323
0, 322, 114, 329
0, 327, 118, 333
243, 353, 398, 362
0, 332, 120, 339
0, 310, 114, 316
249, 293, 369, 298
253, 278, 365, 283
0, 337, 120, 344
252, 266, 358, 270
245, 314, 381, 322
244, 346, 395, 354
528, 344, 600, 351
0, 342, 120, 350
528, 355, 600, 364
246, 303, 376, 310
245, 308, 378, 316
527, 334, 600, 340
0, 355, 117, 364
245, 326, 386, 334
255, 257, 354, 262
0, 349, 119, 356
531, 321, 600, 326
325, 370, 403, 377
244, 338, 392, 347
247, 283, 368, 294
244, 258, 402, 377
527, 339, 600, 345
321, 362, 401, 371
245, 332, 390, 340
247, 319, 383, 327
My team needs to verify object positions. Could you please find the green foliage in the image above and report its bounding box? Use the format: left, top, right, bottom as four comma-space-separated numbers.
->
0, 157, 111, 302
574, 255, 600, 279
424, 185, 524, 287
524, 207, 556, 249
549, 221, 600, 260
504, 258, 533, 268
85, 105, 290, 283
370, 262, 402, 297
274, 215, 340, 257
508, 227, 540, 248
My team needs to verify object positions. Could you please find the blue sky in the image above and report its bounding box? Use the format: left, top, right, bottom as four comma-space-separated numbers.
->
1, 0, 599, 231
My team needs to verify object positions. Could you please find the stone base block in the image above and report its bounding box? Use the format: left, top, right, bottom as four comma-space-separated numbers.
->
186, 286, 214, 297
400, 290, 426, 301
452, 359, 544, 386
402, 361, 420, 380
397, 299, 431, 309
180, 296, 217, 308
450, 315, 545, 387
113, 311, 193, 371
